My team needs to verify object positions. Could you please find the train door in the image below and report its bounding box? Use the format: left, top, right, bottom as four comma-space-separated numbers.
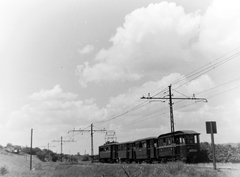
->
151, 139, 157, 159
174, 136, 181, 159
111, 144, 118, 162
179, 136, 187, 158
133, 143, 136, 160
147, 140, 151, 158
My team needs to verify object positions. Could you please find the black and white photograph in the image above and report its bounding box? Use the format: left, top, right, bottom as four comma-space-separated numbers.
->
1, 0, 240, 176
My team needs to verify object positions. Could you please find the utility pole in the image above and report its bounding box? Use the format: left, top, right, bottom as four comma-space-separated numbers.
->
30, 128, 33, 171
141, 85, 207, 134
68, 123, 106, 163
40, 143, 55, 151
168, 85, 174, 133
52, 137, 75, 162
141, 85, 207, 160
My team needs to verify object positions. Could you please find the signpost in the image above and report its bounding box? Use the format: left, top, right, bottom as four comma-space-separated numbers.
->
30, 128, 33, 171
206, 121, 217, 170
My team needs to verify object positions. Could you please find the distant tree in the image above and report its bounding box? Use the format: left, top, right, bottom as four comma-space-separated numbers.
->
199, 143, 240, 163
71, 155, 78, 163
32, 147, 41, 155
198, 142, 211, 162
82, 154, 90, 161
36, 151, 46, 161
6, 143, 13, 148
51, 153, 61, 162
22, 147, 31, 154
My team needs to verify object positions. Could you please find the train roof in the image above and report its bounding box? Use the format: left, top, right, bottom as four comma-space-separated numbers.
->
158, 130, 200, 138
118, 141, 133, 145
134, 136, 157, 143
99, 142, 118, 147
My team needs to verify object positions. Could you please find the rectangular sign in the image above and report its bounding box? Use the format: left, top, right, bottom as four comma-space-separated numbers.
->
206, 121, 217, 134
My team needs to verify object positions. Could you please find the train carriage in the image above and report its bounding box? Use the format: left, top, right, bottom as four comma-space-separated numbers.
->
118, 141, 133, 163
133, 137, 157, 163
98, 130, 201, 163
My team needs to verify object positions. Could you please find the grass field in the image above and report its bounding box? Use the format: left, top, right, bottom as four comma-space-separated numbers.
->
1, 151, 240, 177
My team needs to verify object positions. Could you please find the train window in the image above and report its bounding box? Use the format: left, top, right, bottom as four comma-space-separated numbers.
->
139, 142, 142, 148
143, 142, 146, 148
194, 135, 198, 144
154, 142, 157, 147
184, 136, 188, 144
168, 138, 171, 145
135, 142, 139, 148
158, 139, 163, 146
189, 135, 194, 144
175, 137, 179, 144
163, 138, 166, 146
180, 137, 185, 144
147, 143, 150, 148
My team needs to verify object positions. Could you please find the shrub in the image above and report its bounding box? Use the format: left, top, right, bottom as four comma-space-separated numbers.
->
0, 166, 9, 176
82, 154, 90, 161
36, 151, 46, 161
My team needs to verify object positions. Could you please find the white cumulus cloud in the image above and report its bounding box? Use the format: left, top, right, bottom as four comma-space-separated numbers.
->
76, 2, 201, 87
78, 45, 94, 54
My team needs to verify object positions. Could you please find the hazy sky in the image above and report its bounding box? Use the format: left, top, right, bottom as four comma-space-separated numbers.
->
1, 0, 240, 155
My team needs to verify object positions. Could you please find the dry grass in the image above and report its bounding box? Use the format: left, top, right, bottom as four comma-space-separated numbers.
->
0, 151, 239, 177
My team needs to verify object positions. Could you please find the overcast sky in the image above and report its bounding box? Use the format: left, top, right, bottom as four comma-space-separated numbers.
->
1, 0, 240, 155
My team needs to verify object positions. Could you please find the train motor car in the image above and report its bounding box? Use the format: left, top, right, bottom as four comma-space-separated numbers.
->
99, 142, 118, 163
133, 137, 157, 163
157, 130, 200, 162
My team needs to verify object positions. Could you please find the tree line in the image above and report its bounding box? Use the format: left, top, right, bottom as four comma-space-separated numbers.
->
198, 142, 240, 163
1, 142, 240, 163
0, 143, 90, 162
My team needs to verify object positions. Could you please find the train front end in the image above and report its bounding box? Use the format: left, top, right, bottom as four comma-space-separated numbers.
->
157, 130, 200, 163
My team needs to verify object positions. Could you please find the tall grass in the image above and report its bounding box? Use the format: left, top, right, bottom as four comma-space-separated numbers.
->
0, 157, 236, 177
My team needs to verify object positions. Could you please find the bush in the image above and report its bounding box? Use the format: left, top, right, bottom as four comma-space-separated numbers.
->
82, 154, 90, 161
0, 166, 9, 176
36, 151, 46, 161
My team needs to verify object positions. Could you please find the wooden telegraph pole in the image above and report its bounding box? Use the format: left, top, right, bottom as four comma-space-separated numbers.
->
68, 124, 106, 163
141, 85, 207, 134
52, 137, 75, 162
30, 128, 33, 171
141, 85, 207, 159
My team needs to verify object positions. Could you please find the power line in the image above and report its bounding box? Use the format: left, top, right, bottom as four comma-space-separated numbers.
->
94, 99, 150, 126
68, 124, 106, 162
141, 85, 207, 133
52, 137, 76, 161
109, 79, 240, 132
